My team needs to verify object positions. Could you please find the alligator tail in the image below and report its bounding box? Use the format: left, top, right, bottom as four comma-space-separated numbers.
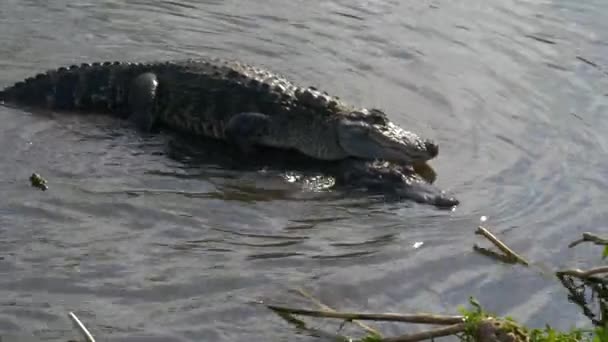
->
0, 61, 147, 115
0, 71, 55, 107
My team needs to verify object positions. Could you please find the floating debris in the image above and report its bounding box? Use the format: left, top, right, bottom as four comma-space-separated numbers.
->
29, 172, 48, 191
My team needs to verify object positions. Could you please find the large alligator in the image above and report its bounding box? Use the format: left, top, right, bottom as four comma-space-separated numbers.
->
0, 58, 438, 164
0, 58, 458, 208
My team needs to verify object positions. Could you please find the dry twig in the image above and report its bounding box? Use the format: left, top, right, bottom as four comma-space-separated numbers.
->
556, 267, 608, 280
266, 305, 463, 325
474, 226, 529, 266
292, 288, 382, 336
68, 312, 96, 342
569, 232, 608, 248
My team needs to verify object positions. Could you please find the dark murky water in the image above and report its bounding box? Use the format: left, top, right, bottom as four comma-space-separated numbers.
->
1, 0, 607, 341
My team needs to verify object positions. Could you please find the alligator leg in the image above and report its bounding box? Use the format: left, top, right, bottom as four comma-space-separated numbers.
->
128, 72, 159, 132
224, 112, 271, 153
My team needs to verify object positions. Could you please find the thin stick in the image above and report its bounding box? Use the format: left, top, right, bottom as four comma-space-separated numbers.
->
556, 267, 608, 279
68, 312, 96, 342
266, 305, 463, 325
568, 232, 608, 248
475, 226, 529, 266
382, 323, 466, 342
293, 288, 382, 336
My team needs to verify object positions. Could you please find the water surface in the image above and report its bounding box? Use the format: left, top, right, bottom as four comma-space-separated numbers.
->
1, 0, 607, 341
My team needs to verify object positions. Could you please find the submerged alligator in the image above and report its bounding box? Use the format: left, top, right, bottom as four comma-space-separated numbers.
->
0, 57, 458, 208
324, 159, 457, 208
0, 58, 438, 164
167, 136, 459, 208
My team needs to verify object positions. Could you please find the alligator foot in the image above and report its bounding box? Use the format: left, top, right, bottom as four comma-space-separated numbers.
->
128, 72, 159, 132
224, 112, 272, 154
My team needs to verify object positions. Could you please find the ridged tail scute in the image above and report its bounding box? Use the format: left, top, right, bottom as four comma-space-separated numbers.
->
0, 72, 55, 107
0, 61, 147, 115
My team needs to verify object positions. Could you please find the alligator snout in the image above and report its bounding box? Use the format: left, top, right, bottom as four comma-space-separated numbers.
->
429, 193, 459, 209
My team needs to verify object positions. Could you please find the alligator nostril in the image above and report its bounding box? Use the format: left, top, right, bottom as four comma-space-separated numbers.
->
424, 140, 439, 158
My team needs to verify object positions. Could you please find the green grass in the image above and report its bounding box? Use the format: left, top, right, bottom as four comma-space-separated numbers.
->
455, 297, 606, 342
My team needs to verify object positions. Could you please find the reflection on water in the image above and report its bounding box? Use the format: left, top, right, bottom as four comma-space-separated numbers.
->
1, 0, 608, 341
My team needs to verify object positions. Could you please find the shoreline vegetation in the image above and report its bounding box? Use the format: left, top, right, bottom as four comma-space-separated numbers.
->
263, 227, 607, 342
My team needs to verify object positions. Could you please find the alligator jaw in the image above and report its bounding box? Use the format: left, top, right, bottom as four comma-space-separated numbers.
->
337, 119, 439, 164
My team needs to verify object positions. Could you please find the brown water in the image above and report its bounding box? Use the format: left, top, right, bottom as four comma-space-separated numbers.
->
1, 0, 607, 341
